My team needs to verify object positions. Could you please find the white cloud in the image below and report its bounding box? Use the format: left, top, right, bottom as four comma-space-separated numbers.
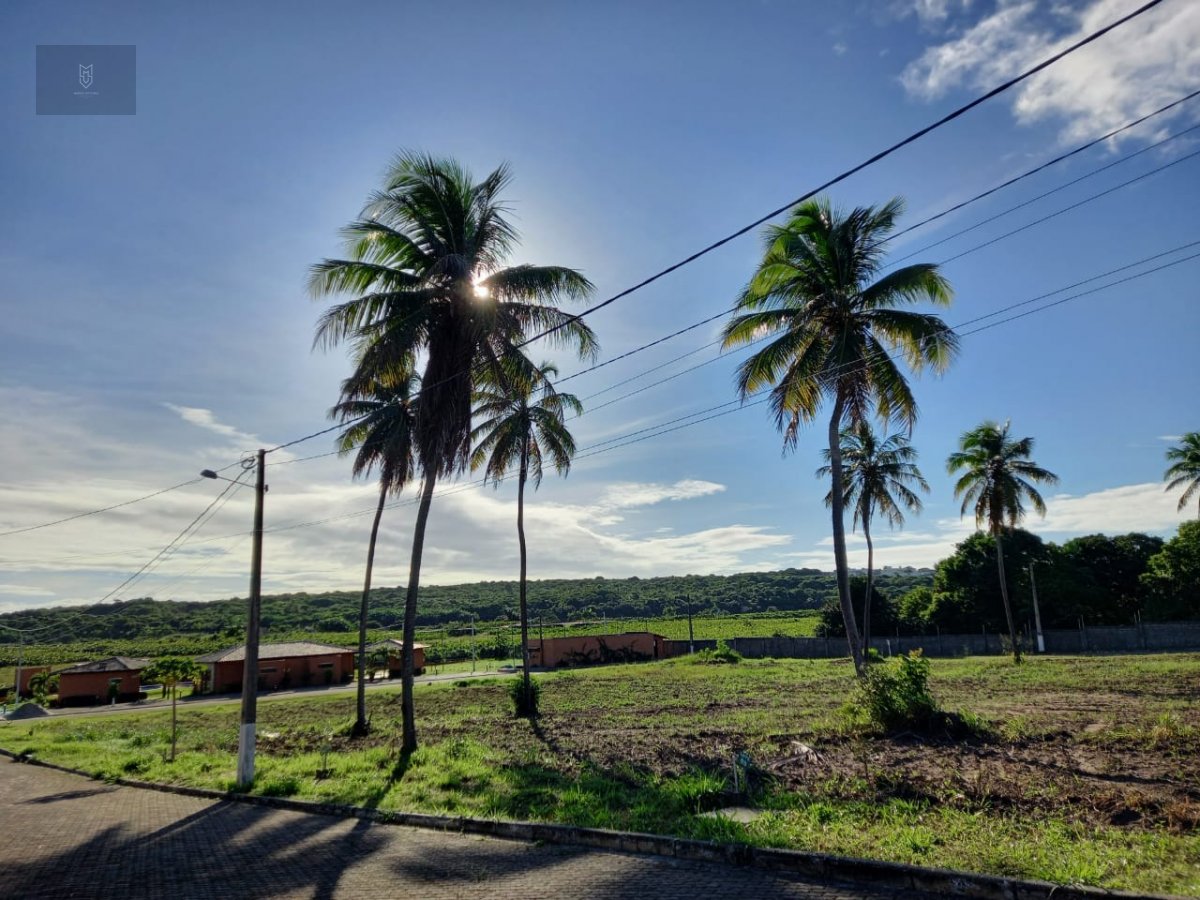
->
1158, 434, 1183, 442
163, 403, 259, 446
893, 0, 974, 25
832, 41, 849, 56
901, 0, 1200, 145
788, 480, 1188, 571
598, 479, 725, 510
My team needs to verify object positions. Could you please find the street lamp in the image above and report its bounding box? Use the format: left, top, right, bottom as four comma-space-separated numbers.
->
202, 450, 266, 787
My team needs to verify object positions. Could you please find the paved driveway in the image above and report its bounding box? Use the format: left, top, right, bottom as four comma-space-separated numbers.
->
0, 761, 934, 899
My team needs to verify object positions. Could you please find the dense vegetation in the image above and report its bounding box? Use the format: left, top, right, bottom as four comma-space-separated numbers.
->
817, 526, 1199, 638
0, 568, 929, 662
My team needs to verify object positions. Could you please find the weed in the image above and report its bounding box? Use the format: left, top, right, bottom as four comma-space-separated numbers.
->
694, 641, 743, 665
855, 651, 939, 733
507, 676, 540, 717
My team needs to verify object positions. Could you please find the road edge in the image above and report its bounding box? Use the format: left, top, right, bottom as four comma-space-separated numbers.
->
0, 749, 1183, 900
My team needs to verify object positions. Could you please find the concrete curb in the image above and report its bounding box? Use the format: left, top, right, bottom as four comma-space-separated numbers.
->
0, 749, 1183, 900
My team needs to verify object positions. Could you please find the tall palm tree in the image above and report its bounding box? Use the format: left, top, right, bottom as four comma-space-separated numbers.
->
329, 366, 419, 737
470, 358, 582, 716
722, 197, 957, 675
817, 423, 929, 652
310, 152, 598, 751
947, 420, 1059, 662
1164, 432, 1200, 517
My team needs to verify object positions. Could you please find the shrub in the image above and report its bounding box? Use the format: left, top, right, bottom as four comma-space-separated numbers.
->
507, 676, 540, 717
856, 650, 939, 732
694, 641, 742, 665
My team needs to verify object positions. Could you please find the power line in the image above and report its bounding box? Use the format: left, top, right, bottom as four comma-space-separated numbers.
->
162, 241, 1200, 545
938, 147, 1200, 266
556, 88, 1200, 395
261, 0, 1165, 458
90, 472, 251, 611
513, 0, 1167, 350
887, 86, 1200, 244
0, 477, 204, 538
893, 123, 1200, 265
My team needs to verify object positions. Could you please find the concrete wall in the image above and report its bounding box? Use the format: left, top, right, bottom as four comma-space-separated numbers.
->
531, 633, 666, 668
664, 621, 1200, 660
210, 652, 354, 693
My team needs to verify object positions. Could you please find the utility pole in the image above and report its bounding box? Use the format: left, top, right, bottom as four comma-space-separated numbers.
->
238, 450, 266, 787
470, 614, 476, 674
685, 596, 694, 655
1029, 562, 1045, 654
13, 632, 23, 703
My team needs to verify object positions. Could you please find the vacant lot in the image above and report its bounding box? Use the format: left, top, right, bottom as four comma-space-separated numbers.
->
2, 654, 1197, 894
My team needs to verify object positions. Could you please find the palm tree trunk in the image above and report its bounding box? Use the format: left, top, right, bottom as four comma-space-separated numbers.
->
401, 473, 438, 753
354, 482, 388, 737
863, 508, 874, 656
828, 395, 864, 676
517, 442, 533, 716
993, 530, 1021, 663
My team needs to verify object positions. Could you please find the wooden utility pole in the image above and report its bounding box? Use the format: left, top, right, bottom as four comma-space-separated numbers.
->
237, 449, 266, 788
1028, 562, 1045, 653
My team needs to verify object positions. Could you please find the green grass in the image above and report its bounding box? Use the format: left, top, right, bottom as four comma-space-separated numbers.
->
0, 612, 823, 668
3, 653, 1197, 894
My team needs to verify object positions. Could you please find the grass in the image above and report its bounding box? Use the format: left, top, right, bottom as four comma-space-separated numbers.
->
3, 653, 1197, 894
0, 612, 823, 668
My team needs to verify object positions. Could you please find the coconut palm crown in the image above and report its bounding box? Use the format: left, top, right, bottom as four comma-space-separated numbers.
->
947, 420, 1059, 661
310, 151, 598, 752
723, 196, 957, 674
1164, 432, 1200, 517
818, 422, 929, 649
471, 359, 582, 716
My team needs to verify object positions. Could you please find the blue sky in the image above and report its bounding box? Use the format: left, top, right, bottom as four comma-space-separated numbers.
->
1, 0, 1197, 612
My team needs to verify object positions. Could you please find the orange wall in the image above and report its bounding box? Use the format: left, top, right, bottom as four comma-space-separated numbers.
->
15, 665, 51, 696
386, 646, 425, 675
530, 633, 664, 668
209, 652, 354, 693
58, 671, 142, 704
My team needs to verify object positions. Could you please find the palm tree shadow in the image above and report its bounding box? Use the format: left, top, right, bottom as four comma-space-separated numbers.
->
2, 775, 389, 900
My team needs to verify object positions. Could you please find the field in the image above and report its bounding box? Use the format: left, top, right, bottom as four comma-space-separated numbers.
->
3, 653, 1197, 894
0, 610, 821, 669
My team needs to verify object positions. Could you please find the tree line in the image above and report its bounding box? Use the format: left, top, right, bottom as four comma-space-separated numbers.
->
817, 523, 1200, 639
0, 567, 931, 648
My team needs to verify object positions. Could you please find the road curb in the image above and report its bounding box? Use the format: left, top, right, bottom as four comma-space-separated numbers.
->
0, 748, 1181, 900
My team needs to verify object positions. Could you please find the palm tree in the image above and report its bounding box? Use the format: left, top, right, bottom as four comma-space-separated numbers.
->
310, 152, 598, 751
330, 366, 419, 737
470, 359, 582, 716
1164, 432, 1200, 517
817, 423, 929, 652
722, 197, 957, 675
947, 420, 1059, 662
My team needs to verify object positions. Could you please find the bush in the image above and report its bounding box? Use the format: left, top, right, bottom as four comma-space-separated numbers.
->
694, 640, 742, 665
507, 676, 540, 717
855, 650, 939, 732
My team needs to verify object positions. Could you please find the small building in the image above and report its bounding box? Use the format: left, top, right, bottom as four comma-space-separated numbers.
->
56, 657, 149, 706
14, 665, 52, 699
368, 639, 426, 677
195, 641, 354, 694
530, 632, 667, 669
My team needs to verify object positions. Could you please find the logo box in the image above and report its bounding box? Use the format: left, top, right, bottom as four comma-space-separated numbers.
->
36, 45, 136, 115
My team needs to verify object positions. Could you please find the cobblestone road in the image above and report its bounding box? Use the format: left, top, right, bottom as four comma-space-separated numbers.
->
0, 761, 935, 899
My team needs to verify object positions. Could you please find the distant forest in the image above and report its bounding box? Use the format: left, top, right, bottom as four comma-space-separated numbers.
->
0, 567, 932, 646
